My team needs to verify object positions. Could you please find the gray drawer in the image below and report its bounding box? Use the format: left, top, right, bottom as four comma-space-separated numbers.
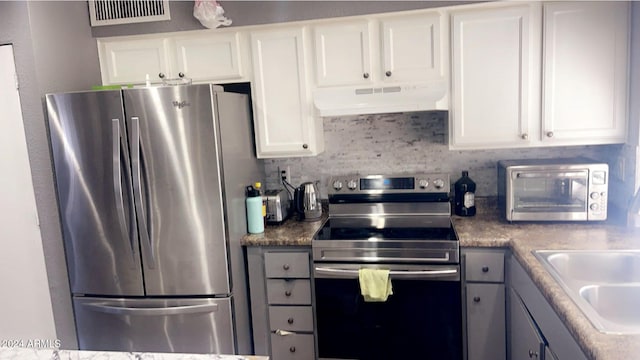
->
271, 332, 315, 360
265, 252, 310, 278
267, 279, 311, 305
269, 306, 313, 332
465, 251, 504, 282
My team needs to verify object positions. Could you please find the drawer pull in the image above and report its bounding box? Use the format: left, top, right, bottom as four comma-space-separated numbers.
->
287, 317, 294, 324
473, 296, 481, 303
283, 264, 290, 271
285, 290, 292, 297
482, 266, 489, 273
289, 346, 296, 353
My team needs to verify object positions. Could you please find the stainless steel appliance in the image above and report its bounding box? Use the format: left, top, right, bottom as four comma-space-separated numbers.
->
264, 189, 290, 224
312, 174, 461, 360
46, 84, 263, 354
498, 158, 608, 222
294, 181, 322, 221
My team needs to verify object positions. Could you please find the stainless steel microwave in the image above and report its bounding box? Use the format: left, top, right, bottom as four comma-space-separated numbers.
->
498, 158, 608, 222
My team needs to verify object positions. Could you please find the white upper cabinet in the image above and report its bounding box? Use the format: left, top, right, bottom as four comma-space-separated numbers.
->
541, 1, 629, 144
251, 27, 324, 158
98, 31, 246, 85
312, 11, 445, 87
99, 37, 171, 85
381, 13, 445, 82
313, 21, 372, 87
171, 32, 244, 82
450, 1, 629, 149
450, 4, 539, 149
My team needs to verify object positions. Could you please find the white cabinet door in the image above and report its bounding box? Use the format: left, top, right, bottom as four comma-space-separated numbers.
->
172, 32, 243, 82
450, 5, 539, 149
381, 13, 444, 83
542, 1, 628, 144
99, 37, 170, 85
251, 27, 323, 158
313, 21, 372, 87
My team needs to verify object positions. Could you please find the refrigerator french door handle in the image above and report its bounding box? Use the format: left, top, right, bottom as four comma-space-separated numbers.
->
131, 116, 155, 269
82, 302, 219, 316
112, 119, 136, 266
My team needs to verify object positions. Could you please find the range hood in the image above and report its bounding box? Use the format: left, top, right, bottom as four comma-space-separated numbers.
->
313, 80, 448, 117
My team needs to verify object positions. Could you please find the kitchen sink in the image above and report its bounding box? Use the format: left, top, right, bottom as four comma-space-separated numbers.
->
534, 250, 640, 334
580, 284, 640, 329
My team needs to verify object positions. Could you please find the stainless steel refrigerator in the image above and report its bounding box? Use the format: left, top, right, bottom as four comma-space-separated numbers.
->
46, 84, 262, 354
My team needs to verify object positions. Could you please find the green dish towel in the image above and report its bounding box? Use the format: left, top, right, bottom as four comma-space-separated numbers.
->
358, 268, 393, 302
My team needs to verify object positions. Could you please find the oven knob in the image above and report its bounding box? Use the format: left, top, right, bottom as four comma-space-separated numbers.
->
418, 179, 429, 189
433, 178, 445, 190
590, 203, 600, 211
347, 179, 358, 190
332, 180, 343, 191
590, 192, 600, 200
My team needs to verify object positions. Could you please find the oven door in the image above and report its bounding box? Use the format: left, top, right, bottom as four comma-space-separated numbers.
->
509, 170, 589, 221
313, 263, 462, 360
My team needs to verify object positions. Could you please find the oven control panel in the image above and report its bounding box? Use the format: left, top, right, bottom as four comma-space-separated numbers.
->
328, 174, 451, 195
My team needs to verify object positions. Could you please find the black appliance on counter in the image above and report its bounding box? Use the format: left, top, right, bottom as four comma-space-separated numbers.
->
312, 173, 462, 360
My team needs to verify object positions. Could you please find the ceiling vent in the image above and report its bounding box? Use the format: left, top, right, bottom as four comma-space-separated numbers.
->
88, 0, 171, 26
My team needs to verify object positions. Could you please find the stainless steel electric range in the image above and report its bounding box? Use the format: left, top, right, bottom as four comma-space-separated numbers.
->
312, 173, 462, 360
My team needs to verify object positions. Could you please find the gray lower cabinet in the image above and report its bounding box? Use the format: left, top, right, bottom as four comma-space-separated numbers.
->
246, 246, 316, 360
464, 249, 507, 360
509, 288, 545, 359
508, 256, 587, 360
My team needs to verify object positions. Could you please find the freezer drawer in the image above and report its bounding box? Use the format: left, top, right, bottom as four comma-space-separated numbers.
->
74, 296, 235, 354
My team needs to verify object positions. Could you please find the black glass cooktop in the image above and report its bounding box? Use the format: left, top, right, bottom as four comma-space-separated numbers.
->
313, 218, 459, 242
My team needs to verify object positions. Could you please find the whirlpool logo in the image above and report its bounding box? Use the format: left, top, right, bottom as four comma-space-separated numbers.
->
172, 100, 190, 109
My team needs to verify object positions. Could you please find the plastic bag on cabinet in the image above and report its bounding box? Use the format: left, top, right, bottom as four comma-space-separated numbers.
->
193, 0, 232, 29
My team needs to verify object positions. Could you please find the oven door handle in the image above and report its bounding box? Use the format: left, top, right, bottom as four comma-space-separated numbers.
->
314, 266, 458, 280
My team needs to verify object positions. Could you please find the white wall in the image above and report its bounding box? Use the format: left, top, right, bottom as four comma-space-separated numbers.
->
0, 45, 57, 341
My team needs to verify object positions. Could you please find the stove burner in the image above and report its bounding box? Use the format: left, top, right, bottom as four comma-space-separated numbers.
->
315, 219, 458, 241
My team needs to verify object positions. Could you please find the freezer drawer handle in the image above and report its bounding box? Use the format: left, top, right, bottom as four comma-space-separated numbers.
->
82, 302, 219, 316
112, 119, 137, 265
131, 116, 155, 269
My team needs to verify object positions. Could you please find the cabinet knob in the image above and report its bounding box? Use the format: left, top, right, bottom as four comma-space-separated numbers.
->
158, 73, 165, 79
302, 144, 308, 149
285, 290, 292, 297
178, 72, 185, 78
528, 349, 539, 358
287, 317, 294, 324
289, 346, 296, 353
546, 131, 554, 138
363, 72, 370, 79
482, 266, 489, 273
473, 296, 481, 303
385, 70, 392, 77
283, 264, 290, 271
521, 133, 528, 140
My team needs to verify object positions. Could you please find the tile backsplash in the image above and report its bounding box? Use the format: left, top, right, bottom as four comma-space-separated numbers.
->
263, 112, 623, 199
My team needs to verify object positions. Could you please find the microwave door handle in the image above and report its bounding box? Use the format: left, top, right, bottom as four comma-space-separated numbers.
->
514, 171, 588, 179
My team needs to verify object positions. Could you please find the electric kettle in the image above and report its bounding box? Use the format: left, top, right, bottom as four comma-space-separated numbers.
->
294, 181, 322, 221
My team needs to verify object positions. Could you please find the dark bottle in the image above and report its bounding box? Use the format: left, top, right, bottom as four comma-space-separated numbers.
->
454, 171, 476, 216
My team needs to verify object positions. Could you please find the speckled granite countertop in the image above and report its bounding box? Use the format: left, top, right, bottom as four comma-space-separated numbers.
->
241, 200, 640, 360
454, 201, 640, 360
